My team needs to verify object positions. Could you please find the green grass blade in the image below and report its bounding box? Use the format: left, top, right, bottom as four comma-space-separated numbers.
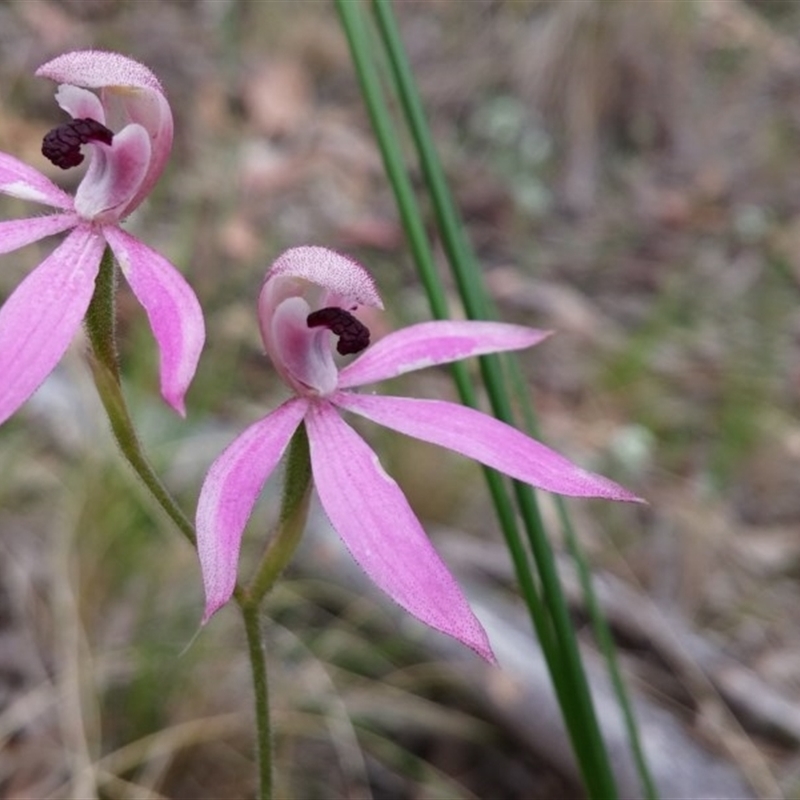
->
367, 1, 657, 796
332, 0, 633, 795
333, 0, 570, 696
510, 364, 659, 800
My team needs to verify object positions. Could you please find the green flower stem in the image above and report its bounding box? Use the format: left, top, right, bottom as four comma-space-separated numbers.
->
245, 423, 313, 607
84, 247, 195, 547
85, 247, 292, 800
241, 602, 273, 800
237, 424, 314, 800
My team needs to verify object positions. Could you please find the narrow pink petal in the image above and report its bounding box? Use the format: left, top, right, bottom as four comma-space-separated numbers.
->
334, 393, 644, 502
339, 320, 552, 389
74, 125, 150, 221
305, 401, 495, 662
196, 398, 309, 621
0, 226, 104, 425
0, 152, 75, 209
104, 226, 205, 416
0, 214, 78, 255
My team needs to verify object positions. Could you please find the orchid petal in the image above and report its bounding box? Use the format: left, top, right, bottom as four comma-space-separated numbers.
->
0, 152, 74, 209
339, 320, 552, 389
271, 296, 338, 396
108, 92, 172, 217
196, 398, 309, 620
54, 84, 105, 123
305, 401, 495, 661
104, 226, 205, 416
0, 214, 78, 256
74, 124, 150, 221
335, 393, 644, 502
0, 226, 103, 425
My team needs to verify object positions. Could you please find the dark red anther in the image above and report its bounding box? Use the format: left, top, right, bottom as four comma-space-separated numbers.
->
307, 307, 370, 355
42, 118, 114, 170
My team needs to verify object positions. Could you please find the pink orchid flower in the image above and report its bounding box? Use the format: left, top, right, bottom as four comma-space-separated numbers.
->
0, 50, 204, 425
197, 246, 641, 661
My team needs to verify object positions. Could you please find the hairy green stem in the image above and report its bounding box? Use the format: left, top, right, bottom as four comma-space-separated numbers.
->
84, 247, 195, 546
237, 423, 314, 800
241, 603, 272, 800
246, 424, 313, 606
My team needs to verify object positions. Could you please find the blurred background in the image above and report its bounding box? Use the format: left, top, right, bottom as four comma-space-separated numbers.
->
2, 0, 800, 797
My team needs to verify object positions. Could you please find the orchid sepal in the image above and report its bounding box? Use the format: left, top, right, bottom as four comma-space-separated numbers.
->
0, 227, 105, 425
104, 227, 205, 416
305, 400, 496, 661
197, 398, 310, 621
0, 151, 75, 208
338, 320, 553, 389
333, 392, 643, 502
0, 214, 79, 256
